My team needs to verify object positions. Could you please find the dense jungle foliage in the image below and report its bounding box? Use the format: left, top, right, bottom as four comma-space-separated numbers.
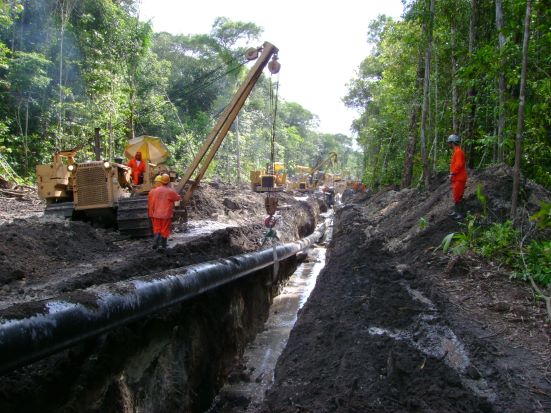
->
346, 0, 550, 191
0, 0, 361, 182
0, 0, 549, 196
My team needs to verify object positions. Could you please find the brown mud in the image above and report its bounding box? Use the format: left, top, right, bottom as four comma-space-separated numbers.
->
1, 168, 550, 412
0, 182, 322, 412
261, 165, 550, 413
0, 183, 318, 309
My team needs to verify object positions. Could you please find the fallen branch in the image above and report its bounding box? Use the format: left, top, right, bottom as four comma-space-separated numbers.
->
0, 189, 25, 198
528, 276, 551, 323
516, 218, 551, 322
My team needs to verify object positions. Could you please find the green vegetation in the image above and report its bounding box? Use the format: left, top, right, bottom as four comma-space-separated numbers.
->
0, 1, 360, 182
442, 211, 550, 288
345, 0, 550, 191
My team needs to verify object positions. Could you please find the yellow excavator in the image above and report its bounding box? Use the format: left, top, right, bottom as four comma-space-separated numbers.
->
36, 41, 281, 236
291, 152, 338, 192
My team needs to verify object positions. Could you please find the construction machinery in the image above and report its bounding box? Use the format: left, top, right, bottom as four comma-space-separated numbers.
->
250, 161, 287, 192
289, 165, 313, 192
290, 152, 338, 193
36, 41, 280, 237
37, 141, 173, 227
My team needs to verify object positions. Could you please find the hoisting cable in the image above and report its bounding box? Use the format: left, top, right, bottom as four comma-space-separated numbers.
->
264, 63, 281, 278
176, 59, 248, 104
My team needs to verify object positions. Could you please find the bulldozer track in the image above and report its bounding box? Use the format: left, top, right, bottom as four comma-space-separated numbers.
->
117, 197, 152, 238
44, 202, 74, 219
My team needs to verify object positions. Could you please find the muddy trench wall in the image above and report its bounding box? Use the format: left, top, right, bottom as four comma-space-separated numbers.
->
0, 256, 298, 413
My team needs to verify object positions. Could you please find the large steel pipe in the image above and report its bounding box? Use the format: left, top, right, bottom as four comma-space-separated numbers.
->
0, 223, 325, 375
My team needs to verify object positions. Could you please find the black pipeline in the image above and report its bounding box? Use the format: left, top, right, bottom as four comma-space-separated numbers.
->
0, 224, 325, 375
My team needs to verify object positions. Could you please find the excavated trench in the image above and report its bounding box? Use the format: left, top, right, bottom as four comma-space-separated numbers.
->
207, 246, 328, 412
1, 258, 296, 412
0, 192, 325, 412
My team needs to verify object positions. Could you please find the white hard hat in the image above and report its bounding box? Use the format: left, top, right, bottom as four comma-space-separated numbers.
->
447, 134, 460, 143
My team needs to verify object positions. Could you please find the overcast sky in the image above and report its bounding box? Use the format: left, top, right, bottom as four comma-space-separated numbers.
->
138, 0, 404, 137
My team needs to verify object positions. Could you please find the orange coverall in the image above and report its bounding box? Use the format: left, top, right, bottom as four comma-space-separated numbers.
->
128, 158, 146, 185
450, 145, 468, 204
148, 185, 181, 238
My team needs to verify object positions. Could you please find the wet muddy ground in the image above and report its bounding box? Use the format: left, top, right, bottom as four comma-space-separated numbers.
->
261, 166, 550, 413
208, 246, 328, 413
0, 184, 319, 310
1, 169, 550, 412
0, 182, 323, 412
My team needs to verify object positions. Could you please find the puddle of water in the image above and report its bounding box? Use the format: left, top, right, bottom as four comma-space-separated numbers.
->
207, 246, 326, 412
171, 220, 234, 243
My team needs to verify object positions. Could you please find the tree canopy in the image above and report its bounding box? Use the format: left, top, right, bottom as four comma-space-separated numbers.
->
0, 0, 360, 182
346, 0, 550, 191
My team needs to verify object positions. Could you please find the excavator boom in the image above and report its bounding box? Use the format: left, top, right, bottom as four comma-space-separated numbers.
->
311, 151, 338, 175
176, 41, 279, 205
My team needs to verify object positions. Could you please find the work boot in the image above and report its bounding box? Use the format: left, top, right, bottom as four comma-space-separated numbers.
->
159, 237, 168, 250
152, 233, 161, 250
451, 202, 465, 220
457, 200, 466, 219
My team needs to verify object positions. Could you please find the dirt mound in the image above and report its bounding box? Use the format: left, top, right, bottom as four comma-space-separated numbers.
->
349, 164, 550, 254
262, 166, 550, 412
0, 182, 320, 311
0, 219, 118, 286
188, 182, 319, 240
188, 182, 266, 223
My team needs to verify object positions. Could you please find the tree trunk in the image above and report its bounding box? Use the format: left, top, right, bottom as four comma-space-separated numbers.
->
450, 15, 458, 133
381, 134, 394, 184
401, 54, 425, 188
420, 0, 435, 190
432, 54, 438, 172
465, 0, 477, 166
57, 0, 75, 149
495, 0, 507, 162
24, 100, 29, 174
127, 89, 135, 140
511, 0, 532, 219
58, 22, 64, 147
235, 115, 241, 185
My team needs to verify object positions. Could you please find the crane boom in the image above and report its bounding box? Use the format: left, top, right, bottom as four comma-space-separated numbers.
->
312, 152, 338, 175
176, 41, 279, 206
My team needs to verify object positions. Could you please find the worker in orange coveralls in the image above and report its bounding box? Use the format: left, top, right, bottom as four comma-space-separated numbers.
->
148, 174, 181, 250
128, 151, 146, 185
447, 134, 468, 220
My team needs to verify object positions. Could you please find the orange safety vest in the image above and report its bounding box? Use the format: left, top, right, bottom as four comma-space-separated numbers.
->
148, 185, 181, 219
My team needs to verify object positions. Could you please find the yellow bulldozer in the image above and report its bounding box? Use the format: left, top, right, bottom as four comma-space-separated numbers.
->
289, 152, 338, 193
250, 161, 287, 192
37, 136, 175, 234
